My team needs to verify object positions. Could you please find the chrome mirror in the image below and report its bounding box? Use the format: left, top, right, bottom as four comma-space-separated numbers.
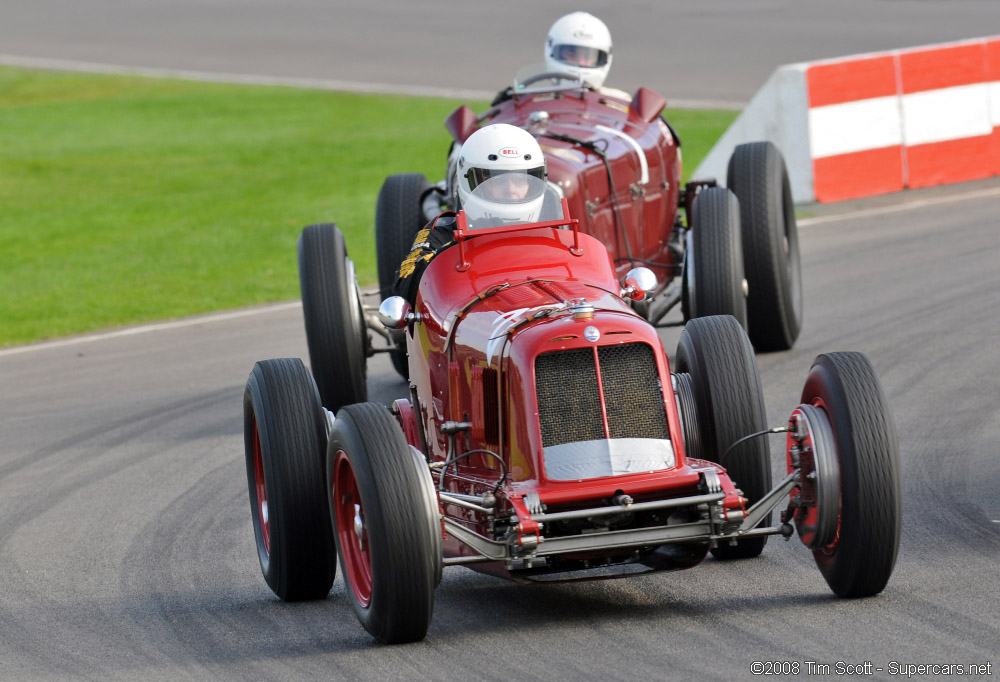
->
622, 267, 657, 301
378, 296, 412, 330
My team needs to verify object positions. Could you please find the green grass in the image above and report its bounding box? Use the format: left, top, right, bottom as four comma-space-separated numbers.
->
0, 66, 736, 347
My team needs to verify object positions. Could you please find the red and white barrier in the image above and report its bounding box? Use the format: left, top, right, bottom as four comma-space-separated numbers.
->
693, 36, 1000, 203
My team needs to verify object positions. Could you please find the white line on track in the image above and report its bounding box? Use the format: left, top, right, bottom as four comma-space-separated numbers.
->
0, 53, 498, 101
0, 53, 744, 109
0, 302, 302, 358
798, 185, 1000, 227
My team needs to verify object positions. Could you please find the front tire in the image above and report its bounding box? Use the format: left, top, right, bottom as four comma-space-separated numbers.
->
298, 223, 368, 411
675, 316, 771, 559
800, 353, 901, 597
328, 403, 441, 644
727, 141, 802, 351
243, 358, 336, 600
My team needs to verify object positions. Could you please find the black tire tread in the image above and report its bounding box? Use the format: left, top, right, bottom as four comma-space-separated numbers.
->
676, 316, 770, 559
727, 141, 802, 351
244, 358, 336, 601
298, 223, 367, 411
690, 187, 748, 329
375, 173, 432, 296
331, 403, 439, 643
375, 174, 431, 380
804, 352, 901, 597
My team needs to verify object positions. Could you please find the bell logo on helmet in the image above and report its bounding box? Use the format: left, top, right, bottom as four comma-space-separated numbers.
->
499, 147, 520, 158
573, 29, 593, 40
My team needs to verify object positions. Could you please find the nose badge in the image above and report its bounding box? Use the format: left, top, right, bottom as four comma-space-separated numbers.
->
584, 326, 600, 342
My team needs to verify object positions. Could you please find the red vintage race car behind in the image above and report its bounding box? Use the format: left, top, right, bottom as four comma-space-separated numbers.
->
373, 65, 802, 377
242, 183, 901, 644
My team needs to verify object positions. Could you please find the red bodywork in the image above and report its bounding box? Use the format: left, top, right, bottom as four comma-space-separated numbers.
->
396, 211, 745, 581
447, 86, 681, 288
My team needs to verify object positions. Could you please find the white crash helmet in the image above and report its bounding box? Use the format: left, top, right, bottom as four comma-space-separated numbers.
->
544, 12, 613, 89
456, 123, 547, 226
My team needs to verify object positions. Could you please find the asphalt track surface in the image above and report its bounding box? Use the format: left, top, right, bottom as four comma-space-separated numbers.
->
5, 0, 1000, 106
2, 182, 999, 679
2, 2, 1000, 679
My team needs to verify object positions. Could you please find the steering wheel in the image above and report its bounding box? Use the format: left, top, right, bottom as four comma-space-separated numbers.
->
517, 72, 584, 88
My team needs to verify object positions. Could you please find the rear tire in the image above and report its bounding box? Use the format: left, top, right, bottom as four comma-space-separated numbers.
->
298, 223, 368, 411
243, 358, 336, 601
375, 173, 432, 379
727, 141, 802, 351
675, 316, 770, 559
328, 403, 441, 644
685, 187, 747, 330
801, 353, 901, 597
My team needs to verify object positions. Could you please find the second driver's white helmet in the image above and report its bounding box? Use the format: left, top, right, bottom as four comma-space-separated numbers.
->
456, 123, 546, 227
544, 12, 613, 89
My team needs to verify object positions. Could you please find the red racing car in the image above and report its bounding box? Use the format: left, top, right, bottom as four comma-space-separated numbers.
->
242, 182, 901, 644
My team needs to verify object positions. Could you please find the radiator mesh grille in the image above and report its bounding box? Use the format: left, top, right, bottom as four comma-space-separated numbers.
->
535, 348, 604, 447
535, 343, 669, 448
598, 344, 669, 439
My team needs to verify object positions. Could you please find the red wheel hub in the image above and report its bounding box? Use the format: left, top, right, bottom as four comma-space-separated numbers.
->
251, 415, 270, 555
334, 450, 372, 607
811, 398, 842, 556
787, 401, 841, 551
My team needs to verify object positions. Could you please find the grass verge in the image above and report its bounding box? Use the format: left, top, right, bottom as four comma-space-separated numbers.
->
0, 66, 737, 346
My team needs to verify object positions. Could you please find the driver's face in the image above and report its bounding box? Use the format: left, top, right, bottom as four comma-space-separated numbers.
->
561, 45, 588, 66
485, 173, 530, 201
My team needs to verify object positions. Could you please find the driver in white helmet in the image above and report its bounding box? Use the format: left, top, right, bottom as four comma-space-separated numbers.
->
545, 11, 615, 90
393, 123, 547, 304
492, 12, 629, 104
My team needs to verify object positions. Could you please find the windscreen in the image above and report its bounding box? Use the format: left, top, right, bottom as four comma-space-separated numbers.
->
513, 63, 584, 92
